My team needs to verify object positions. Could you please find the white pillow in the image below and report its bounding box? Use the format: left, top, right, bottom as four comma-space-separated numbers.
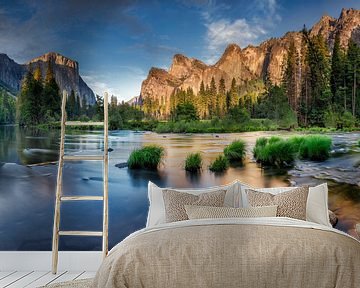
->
146, 181, 240, 227
240, 183, 331, 227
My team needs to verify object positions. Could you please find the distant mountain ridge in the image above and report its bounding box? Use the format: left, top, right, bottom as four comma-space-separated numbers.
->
140, 8, 360, 118
0, 52, 96, 105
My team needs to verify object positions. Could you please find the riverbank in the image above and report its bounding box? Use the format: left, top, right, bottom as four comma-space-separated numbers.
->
9, 120, 360, 134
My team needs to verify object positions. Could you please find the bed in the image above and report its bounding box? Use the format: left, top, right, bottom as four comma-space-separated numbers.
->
93, 181, 360, 288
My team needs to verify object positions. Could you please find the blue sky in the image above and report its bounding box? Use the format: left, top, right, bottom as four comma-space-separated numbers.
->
0, 0, 359, 101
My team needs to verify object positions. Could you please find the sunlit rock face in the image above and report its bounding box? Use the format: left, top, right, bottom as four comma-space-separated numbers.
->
0, 52, 96, 105
28, 52, 95, 105
140, 8, 360, 117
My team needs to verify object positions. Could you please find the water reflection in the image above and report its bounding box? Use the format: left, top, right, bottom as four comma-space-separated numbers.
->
0, 126, 359, 250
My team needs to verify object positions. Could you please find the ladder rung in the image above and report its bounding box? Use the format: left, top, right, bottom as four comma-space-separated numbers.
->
59, 231, 103, 236
63, 155, 104, 161
65, 121, 104, 126
61, 196, 104, 201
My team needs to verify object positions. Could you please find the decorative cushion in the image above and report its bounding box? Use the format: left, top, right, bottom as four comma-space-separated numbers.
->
246, 186, 309, 220
146, 181, 240, 227
240, 183, 331, 227
184, 205, 278, 220
328, 210, 338, 227
162, 189, 226, 223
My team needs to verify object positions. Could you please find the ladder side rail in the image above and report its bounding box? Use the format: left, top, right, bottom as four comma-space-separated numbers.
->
102, 92, 109, 258
52, 90, 68, 274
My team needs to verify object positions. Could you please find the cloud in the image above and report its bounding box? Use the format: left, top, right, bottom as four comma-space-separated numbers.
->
202, 0, 281, 64
206, 18, 266, 63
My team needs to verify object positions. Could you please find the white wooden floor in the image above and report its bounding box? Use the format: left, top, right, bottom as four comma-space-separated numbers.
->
0, 270, 95, 288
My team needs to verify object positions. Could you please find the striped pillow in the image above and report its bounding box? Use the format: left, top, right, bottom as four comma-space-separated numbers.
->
184, 205, 278, 219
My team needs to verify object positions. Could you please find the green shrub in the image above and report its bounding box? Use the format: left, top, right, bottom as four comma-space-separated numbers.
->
268, 136, 282, 144
209, 155, 229, 172
128, 145, 164, 169
224, 140, 246, 162
299, 135, 332, 161
253, 137, 268, 159
254, 135, 332, 166
288, 136, 306, 154
185, 152, 202, 172
255, 139, 296, 167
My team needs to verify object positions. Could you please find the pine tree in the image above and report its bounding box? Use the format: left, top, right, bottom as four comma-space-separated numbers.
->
331, 33, 346, 108
75, 94, 81, 118
81, 97, 88, 115
95, 94, 104, 121
305, 34, 332, 125
299, 26, 311, 126
209, 77, 217, 117
346, 39, 360, 117
283, 39, 300, 112
218, 78, 226, 116
198, 80, 206, 119
66, 90, 76, 120
230, 78, 239, 108
111, 95, 118, 107
16, 71, 43, 125
42, 62, 60, 120
33, 65, 42, 82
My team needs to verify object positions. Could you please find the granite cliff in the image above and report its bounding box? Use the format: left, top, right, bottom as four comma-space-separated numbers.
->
140, 8, 360, 117
0, 52, 96, 105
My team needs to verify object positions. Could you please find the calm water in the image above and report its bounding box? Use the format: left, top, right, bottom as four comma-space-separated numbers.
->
0, 125, 359, 250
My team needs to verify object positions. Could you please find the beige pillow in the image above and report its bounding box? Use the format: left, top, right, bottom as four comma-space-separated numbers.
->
162, 189, 226, 223
184, 205, 278, 220
246, 186, 309, 220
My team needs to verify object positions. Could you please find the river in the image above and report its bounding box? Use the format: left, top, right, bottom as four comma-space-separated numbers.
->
0, 125, 359, 251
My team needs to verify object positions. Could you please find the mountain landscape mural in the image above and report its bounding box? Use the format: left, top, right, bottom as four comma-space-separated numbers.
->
0, 1, 359, 272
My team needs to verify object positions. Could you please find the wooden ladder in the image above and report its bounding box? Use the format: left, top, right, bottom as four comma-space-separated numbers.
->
52, 91, 109, 274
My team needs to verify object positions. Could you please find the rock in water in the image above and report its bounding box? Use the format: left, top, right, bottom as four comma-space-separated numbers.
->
115, 162, 128, 169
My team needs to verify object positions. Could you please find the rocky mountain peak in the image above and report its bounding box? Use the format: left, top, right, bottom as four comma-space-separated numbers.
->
337, 8, 360, 47
140, 8, 360, 119
169, 54, 207, 79
310, 14, 336, 39
28, 52, 78, 71
0, 52, 95, 105
220, 43, 241, 58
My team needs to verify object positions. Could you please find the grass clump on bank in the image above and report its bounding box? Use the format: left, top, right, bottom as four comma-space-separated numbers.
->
209, 155, 229, 172
254, 136, 296, 167
224, 140, 246, 162
185, 152, 202, 172
298, 135, 332, 161
127, 145, 164, 170
254, 135, 332, 167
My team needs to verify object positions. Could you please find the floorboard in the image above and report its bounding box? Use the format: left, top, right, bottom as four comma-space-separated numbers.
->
0, 273, 16, 282
0, 272, 32, 288
0, 271, 95, 288
23, 271, 66, 288
6, 272, 48, 288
